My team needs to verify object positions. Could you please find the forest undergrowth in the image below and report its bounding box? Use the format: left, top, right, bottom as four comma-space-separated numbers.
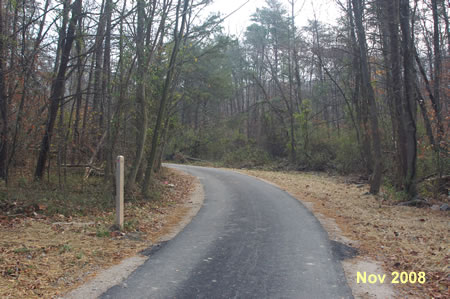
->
0, 168, 196, 298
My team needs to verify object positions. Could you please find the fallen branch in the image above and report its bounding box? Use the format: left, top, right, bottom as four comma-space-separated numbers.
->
425, 174, 449, 182
52, 221, 95, 226
184, 156, 209, 162
417, 173, 438, 183
83, 131, 108, 180
62, 164, 101, 169
397, 198, 431, 207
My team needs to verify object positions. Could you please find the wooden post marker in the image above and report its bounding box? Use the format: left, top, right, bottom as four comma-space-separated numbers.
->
116, 155, 124, 229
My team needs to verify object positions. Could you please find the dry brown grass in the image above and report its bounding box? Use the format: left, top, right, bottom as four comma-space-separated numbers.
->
237, 169, 449, 298
0, 168, 196, 298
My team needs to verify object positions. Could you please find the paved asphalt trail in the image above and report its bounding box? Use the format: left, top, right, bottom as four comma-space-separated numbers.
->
101, 165, 353, 299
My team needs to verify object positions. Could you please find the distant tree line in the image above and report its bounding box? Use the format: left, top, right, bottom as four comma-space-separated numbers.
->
0, 0, 447, 200
169, 0, 448, 199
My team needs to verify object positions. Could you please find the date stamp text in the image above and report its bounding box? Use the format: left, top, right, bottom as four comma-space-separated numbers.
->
357, 271, 426, 284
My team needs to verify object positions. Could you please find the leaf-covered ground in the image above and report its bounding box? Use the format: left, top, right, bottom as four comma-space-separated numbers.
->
238, 169, 449, 298
0, 168, 196, 298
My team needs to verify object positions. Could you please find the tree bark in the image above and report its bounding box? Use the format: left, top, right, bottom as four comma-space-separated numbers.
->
351, 0, 382, 194
72, 15, 84, 164
348, 0, 372, 173
127, 0, 148, 189
381, 0, 408, 187
35, 0, 82, 179
399, 0, 417, 197
142, 0, 190, 197
103, 0, 113, 180
431, 0, 443, 132
431, 0, 445, 178
0, 0, 8, 181
92, 0, 106, 124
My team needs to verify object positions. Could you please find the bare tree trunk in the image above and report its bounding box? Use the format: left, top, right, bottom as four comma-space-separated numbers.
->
92, 0, 106, 124
6, 0, 18, 109
108, 0, 128, 183
352, 0, 382, 194
382, 0, 408, 187
127, 0, 148, 189
155, 115, 171, 172
103, 0, 113, 181
287, 0, 298, 163
399, 0, 417, 197
142, 0, 190, 196
347, 0, 371, 173
431, 0, 445, 178
35, 0, 82, 179
416, 86, 436, 148
8, 0, 51, 172
72, 14, 84, 164
442, 0, 450, 54
431, 0, 442, 128
81, 53, 95, 150
0, 0, 8, 181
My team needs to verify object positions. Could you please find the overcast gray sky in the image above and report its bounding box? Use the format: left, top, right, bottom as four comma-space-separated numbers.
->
202, 0, 341, 37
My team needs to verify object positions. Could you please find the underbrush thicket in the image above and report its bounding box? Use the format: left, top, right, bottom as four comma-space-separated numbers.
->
167, 118, 448, 200
0, 167, 167, 218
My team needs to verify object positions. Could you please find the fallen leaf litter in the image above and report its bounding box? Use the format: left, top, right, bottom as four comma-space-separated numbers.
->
238, 169, 449, 298
0, 168, 196, 298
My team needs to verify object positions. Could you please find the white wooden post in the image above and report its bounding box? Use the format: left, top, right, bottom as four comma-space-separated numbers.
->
116, 155, 124, 229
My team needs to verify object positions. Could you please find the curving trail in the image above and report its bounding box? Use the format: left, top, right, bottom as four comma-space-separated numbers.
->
101, 165, 353, 299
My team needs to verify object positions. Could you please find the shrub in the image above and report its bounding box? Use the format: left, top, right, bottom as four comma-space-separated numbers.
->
334, 134, 364, 174
222, 146, 270, 168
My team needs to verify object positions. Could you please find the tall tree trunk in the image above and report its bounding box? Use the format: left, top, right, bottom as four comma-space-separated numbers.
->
348, 0, 371, 173
142, 0, 190, 196
416, 86, 436, 149
9, 0, 51, 171
442, 0, 450, 54
399, 0, 417, 197
431, 0, 445, 178
72, 15, 84, 164
383, 0, 408, 187
0, 0, 8, 181
414, 48, 444, 149
81, 53, 95, 149
352, 0, 382, 194
108, 0, 128, 182
155, 114, 171, 173
92, 0, 106, 134
35, 0, 82, 179
431, 0, 442, 129
103, 0, 113, 180
127, 0, 148, 189
287, 0, 298, 163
